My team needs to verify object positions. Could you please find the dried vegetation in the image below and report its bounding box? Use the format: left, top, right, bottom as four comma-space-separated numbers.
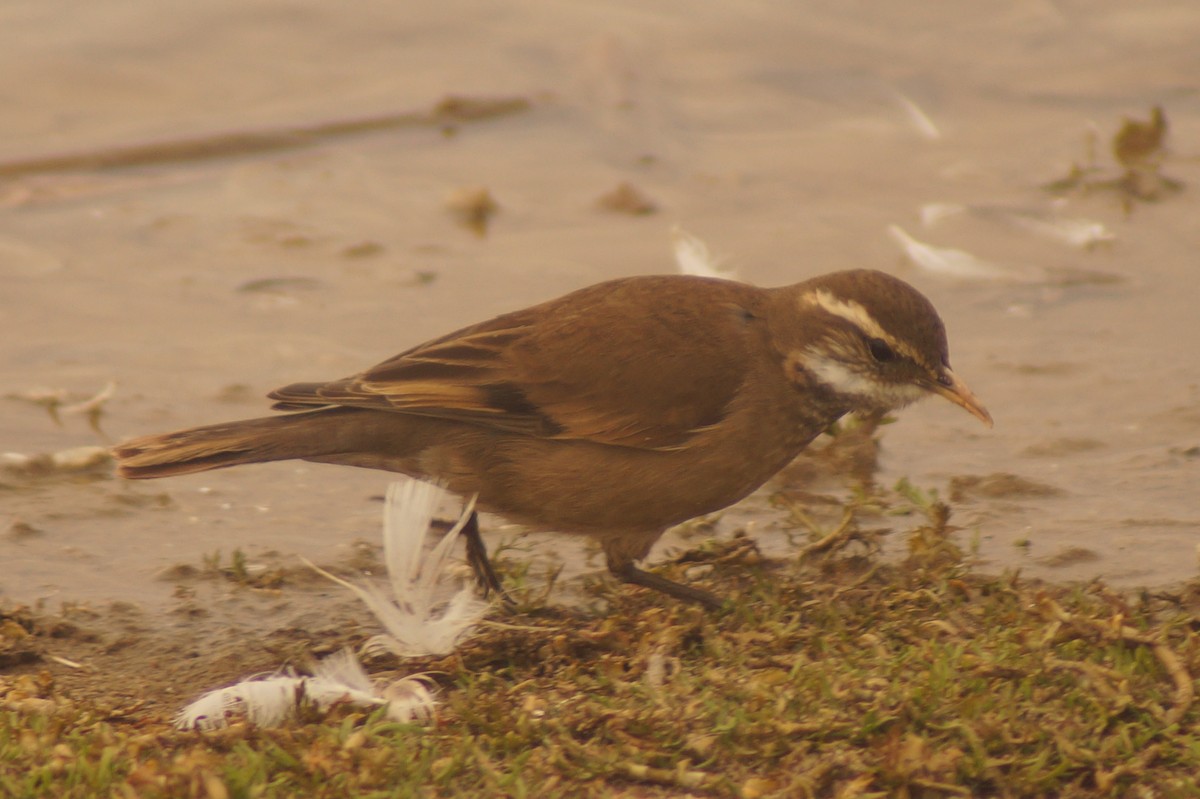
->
3, 470, 1198, 798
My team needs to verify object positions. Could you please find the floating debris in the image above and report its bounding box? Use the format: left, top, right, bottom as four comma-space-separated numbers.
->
670, 226, 738, 281
0, 95, 533, 178
5, 387, 68, 424
236, 277, 325, 294
0, 172, 202, 210
1001, 208, 1115, 250
174, 649, 436, 731
596, 181, 657, 215
431, 95, 532, 125
1045, 105, 1183, 209
61, 380, 117, 436
918, 202, 966, 227
920, 202, 1115, 249
1113, 105, 1167, 170
888, 88, 942, 141
6, 381, 116, 431
1, 446, 113, 477
887, 225, 1020, 282
445, 186, 499, 236
340, 240, 386, 259
892, 223, 1120, 286
4, 520, 41, 540
949, 472, 1064, 502
1039, 546, 1101, 568
60, 380, 116, 417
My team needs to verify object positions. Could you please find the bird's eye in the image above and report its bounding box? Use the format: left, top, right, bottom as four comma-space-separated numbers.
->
866, 337, 896, 362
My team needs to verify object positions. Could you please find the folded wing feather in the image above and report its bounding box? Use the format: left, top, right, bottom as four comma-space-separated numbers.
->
268, 277, 761, 451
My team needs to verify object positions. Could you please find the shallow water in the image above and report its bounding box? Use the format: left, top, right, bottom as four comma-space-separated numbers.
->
3, 0, 1199, 616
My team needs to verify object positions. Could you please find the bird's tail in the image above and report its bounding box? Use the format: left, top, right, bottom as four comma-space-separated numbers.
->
113, 409, 353, 479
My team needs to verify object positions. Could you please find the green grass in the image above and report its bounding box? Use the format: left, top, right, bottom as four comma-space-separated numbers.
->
2, 490, 1198, 798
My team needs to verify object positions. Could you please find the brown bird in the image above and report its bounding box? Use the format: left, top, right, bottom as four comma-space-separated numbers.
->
113, 269, 990, 608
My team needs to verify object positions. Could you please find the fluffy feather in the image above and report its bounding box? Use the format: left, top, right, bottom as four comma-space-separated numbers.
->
887, 224, 1019, 282
174, 649, 435, 731
671, 226, 739, 281
308, 478, 490, 657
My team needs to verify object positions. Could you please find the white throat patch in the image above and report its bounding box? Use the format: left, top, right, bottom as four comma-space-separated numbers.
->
804, 351, 926, 408
804, 353, 876, 396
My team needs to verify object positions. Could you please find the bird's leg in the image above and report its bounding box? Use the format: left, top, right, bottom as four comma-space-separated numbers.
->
462, 511, 515, 607
610, 560, 725, 610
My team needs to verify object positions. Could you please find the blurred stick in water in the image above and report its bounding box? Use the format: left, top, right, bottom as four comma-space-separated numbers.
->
0, 95, 531, 178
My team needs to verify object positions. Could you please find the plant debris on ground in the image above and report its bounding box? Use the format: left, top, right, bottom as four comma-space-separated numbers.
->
1043, 104, 1184, 211
3, 473, 1198, 798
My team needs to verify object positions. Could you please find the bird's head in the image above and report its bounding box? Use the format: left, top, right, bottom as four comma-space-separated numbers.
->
773, 269, 992, 425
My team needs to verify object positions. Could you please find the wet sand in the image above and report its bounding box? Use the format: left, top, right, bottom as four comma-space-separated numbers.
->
3, 0, 1199, 632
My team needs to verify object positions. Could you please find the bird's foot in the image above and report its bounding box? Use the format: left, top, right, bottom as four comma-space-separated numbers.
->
462, 511, 516, 608
612, 562, 725, 610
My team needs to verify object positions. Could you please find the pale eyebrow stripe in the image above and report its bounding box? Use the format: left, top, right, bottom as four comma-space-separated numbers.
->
800, 289, 888, 339
798, 289, 923, 364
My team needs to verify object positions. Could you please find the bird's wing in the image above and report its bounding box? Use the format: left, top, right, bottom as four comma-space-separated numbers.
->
268, 277, 763, 451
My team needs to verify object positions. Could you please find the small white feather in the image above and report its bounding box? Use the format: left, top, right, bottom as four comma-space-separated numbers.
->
889, 90, 942, 141
887, 225, 1023, 282
919, 203, 967, 228
1004, 210, 1115, 249
308, 647, 379, 698
671, 226, 738, 281
308, 478, 490, 657
60, 379, 117, 416
920, 202, 1115, 249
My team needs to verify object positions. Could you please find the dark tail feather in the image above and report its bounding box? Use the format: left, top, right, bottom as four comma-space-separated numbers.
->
113, 410, 346, 479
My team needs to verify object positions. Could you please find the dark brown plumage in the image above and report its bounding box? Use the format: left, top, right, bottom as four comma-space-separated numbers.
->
114, 269, 990, 608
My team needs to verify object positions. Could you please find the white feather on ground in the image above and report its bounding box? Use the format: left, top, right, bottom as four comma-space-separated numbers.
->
671, 226, 739, 281
175, 649, 436, 731
887, 224, 1028, 282
176, 480, 484, 730
997, 208, 1115, 249
919, 202, 1115, 249
918, 203, 968, 228
888, 89, 942, 141
307, 478, 490, 658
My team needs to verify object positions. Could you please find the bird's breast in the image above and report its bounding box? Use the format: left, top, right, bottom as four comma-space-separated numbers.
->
462, 374, 843, 536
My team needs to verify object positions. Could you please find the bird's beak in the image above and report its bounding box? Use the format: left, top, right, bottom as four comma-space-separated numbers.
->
932, 368, 993, 427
